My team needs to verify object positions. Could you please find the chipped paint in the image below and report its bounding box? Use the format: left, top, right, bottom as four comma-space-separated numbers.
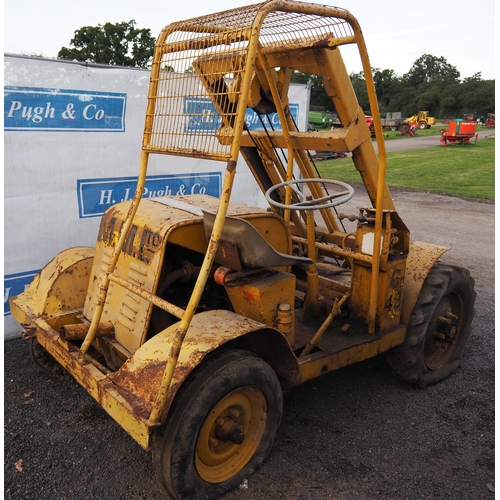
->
400, 242, 449, 325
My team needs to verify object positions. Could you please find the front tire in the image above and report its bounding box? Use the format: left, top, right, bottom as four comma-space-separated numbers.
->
387, 262, 475, 388
152, 349, 283, 500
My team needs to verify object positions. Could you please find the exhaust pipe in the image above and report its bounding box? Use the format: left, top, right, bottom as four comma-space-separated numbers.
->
60, 322, 114, 341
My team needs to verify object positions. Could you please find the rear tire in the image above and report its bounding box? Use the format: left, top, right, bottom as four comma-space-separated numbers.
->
399, 123, 410, 134
387, 262, 475, 388
29, 337, 63, 375
152, 349, 283, 500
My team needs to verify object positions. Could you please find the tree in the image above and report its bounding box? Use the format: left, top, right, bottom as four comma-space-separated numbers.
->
349, 72, 369, 112
290, 71, 332, 110
372, 68, 402, 112
459, 74, 495, 114
404, 54, 460, 86
58, 21, 155, 67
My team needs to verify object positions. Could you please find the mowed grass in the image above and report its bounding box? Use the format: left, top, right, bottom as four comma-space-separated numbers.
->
316, 137, 495, 200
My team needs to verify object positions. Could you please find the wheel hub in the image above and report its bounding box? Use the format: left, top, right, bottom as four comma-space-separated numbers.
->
433, 312, 459, 348
195, 386, 267, 483
215, 415, 245, 444
425, 293, 464, 371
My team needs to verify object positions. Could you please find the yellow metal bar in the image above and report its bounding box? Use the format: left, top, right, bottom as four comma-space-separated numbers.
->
149, 23, 263, 424
256, 51, 296, 223
233, 127, 366, 152
300, 292, 350, 356
303, 210, 320, 317
292, 235, 373, 264
108, 274, 185, 320
149, 161, 237, 423
352, 21, 387, 334
81, 150, 150, 354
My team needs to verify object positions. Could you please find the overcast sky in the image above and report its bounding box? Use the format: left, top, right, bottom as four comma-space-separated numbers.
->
3, 0, 496, 80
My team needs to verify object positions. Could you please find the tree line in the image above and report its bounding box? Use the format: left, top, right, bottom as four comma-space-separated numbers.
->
291, 54, 494, 120
58, 22, 494, 120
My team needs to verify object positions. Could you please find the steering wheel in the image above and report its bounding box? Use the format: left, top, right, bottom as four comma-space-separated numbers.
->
265, 178, 355, 211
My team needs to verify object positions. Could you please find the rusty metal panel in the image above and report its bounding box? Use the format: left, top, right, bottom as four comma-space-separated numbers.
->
223, 270, 296, 343
400, 241, 449, 325
111, 309, 284, 421
9, 247, 94, 323
351, 258, 406, 332
27, 316, 154, 449
297, 326, 407, 382
82, 195, 295, 355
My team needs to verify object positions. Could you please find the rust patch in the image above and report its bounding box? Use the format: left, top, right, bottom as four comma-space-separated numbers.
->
109, 379, 152, 419
98, 211, 162, 264
112, 360, 166, 408
312, 38, 332, 49
112, 354, 200, 423
226, 159, 237, 172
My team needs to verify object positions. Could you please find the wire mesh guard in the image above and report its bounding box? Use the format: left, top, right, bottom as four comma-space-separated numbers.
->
143, 1, 354, 161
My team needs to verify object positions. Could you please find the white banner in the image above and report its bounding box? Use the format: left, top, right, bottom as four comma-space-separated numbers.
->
4, 54, 310, 339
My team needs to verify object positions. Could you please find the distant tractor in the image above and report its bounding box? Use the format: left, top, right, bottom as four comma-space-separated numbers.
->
403, 111, 437, 131
365, 113, 402, 137
484, 113, 495, 128
463, 109, 488, 123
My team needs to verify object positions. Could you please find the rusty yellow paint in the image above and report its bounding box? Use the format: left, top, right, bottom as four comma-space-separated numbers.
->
82, 195, 292, 356
351, 259, 407, 332
9, 247, 94, 322
223, 271, 296, 343
112, 310, 281, 425
25, 316, 153, 449
400, 242, 449, 325
297, 326, 407, 383
8, 2, 441, 467
80, 150, 152, 355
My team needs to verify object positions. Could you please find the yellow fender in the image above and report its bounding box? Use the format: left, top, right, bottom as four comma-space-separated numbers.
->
9, 247, 95, 324
111, 309, 297, 427
400, 241, 449, 325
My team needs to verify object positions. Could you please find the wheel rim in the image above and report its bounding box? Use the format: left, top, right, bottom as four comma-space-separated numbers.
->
195, 386, 267, 483
424, 289, 465, 371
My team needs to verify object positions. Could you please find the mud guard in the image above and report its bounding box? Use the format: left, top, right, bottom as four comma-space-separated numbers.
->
111, 309, 297, 426
400, 241, 449, 325
9, 247, 95, 324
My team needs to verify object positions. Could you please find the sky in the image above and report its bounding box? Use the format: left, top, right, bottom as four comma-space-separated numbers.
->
3, 0, 496, 80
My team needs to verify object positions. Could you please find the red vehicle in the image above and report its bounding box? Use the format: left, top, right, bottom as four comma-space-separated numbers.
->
484, 113, 495, 128
366, 114, 412, 136
440, 121, 478, 146
365, 115, 375, 137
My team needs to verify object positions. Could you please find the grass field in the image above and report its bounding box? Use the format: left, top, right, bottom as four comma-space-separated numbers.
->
316, 137, 495, 200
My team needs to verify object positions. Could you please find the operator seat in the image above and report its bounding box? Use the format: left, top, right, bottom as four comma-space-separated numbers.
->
202, 210, 312, 271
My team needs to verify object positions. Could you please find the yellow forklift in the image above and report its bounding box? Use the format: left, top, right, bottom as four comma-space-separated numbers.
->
10, 2, 475, 499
